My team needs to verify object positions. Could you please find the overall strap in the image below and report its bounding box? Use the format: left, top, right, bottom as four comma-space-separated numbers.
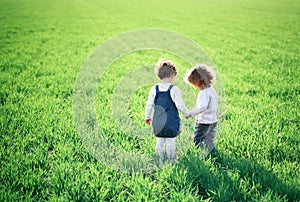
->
155, 85, 159, 92
168, 85, 174, 91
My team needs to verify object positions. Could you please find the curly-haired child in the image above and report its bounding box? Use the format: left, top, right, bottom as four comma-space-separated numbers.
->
145, 59, 189, 162
185, 64, 219, 155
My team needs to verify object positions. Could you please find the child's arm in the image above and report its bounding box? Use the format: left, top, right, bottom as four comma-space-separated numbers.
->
171, 86, 190, 117
189, 90, 209, 116
145, 86, 156, 124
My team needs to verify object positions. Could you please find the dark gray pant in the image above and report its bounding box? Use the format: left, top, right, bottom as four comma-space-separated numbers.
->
194, 122, 217, 153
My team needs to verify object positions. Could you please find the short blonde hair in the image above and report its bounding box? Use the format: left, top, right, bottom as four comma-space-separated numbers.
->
155, 58, 177, 79
185, 64, 215, 88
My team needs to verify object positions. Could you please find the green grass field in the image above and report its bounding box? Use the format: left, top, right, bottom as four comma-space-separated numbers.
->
1, 0, 299, 201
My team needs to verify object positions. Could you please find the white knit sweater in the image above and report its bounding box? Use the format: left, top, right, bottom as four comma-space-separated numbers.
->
190, 87, 218, 124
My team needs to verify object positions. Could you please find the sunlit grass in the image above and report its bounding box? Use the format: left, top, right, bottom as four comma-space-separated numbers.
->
0, 0, 299, 201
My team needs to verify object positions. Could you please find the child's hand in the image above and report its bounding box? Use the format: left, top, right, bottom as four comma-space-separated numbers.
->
145, 119, 152, 125
185, 113, 192, 119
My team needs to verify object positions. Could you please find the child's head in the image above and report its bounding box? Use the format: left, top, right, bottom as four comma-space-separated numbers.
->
155, 59, 177, 80
185, 64, 215, 90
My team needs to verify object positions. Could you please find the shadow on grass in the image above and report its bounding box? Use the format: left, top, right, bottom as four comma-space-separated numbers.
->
174, 150, 299, 201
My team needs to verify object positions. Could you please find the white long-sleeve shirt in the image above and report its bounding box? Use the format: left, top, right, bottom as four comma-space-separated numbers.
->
190, 87, 218, 124
145, 83, 189, 120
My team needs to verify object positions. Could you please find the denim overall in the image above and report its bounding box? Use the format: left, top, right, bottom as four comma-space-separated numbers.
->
152, 85, 181, 138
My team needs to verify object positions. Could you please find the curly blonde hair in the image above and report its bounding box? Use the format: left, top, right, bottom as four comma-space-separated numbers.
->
185, 64, 215, 89
155, 58, 177, 79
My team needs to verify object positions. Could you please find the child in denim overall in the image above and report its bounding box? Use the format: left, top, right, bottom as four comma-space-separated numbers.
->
145, 59, 189, 162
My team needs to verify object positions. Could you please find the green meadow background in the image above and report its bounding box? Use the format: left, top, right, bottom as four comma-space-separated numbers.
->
1, 0, 299, 201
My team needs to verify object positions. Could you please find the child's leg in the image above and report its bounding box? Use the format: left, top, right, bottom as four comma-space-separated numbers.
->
165, 138, 176, 161
194, 123, 210, 148
204, 122, 217, 153
156, 137, 166, 161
